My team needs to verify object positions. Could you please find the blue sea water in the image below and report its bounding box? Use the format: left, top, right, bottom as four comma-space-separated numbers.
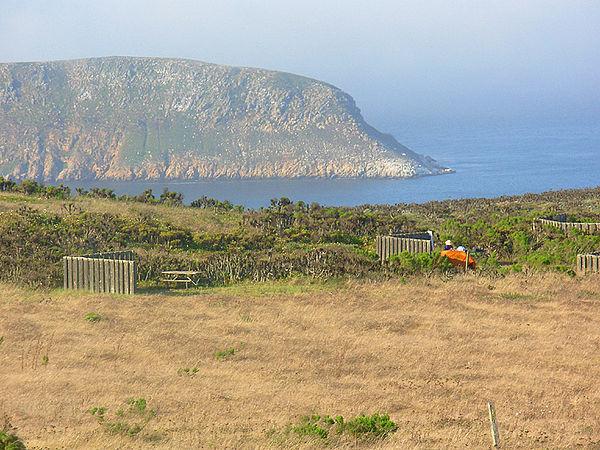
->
67, 123, 600, 208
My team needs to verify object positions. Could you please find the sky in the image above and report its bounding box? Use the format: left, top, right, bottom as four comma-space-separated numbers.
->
1, 0, 599, 130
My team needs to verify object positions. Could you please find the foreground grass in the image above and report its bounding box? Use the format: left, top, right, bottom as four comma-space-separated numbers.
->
140, 278, 348, 298
2, 274, 600, 448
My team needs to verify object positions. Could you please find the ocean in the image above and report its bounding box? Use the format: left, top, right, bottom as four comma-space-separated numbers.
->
66, 122, 600, 208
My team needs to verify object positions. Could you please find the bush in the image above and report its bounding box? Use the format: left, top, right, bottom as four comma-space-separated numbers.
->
0, 208, 198, 287
388, 251, 453, 276
18, 180, 44, 196
190, 196, 242, 211
137, 245, 380, 287
77, 187, 116, 199
85, 312, 102, 323
344, 413, 398, 438
291, 417, 328, 440
287, 413, 397, 444
0, 177, 17, 192
215, 348, 236, 360
0, 430, 26, 450
158, 188, 183, 207
89, 398, 157, 439
0, 178, 72, 199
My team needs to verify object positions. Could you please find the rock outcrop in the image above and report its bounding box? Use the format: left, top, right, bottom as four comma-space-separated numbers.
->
0, 57, 448, 181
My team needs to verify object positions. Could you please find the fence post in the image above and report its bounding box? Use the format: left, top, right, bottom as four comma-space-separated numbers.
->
129, 260, 136, 294
94, 258, 100, 293
63, 257, 68, 289
123, 260, 130, 294
77, 257, 84, 290
117, 260, 124, 294
111, 259, 117, 293
487, 401, 500, 448
68, 257, 74, 290
95, 259, 102, 293
84, 258, 90, 291
72, 257, 77, 290
132, 260, 137, 294
107, 259, 112, 293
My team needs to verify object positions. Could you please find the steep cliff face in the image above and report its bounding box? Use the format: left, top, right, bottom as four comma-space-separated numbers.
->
0, 57, 447, 181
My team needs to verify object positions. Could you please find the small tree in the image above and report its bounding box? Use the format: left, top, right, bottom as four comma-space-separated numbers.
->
159, 188, 183, 206
0, 177, 17, 192
19, 179, 43, 195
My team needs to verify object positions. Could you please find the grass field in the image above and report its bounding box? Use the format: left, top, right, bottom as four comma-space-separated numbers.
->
2, 273, 600, 448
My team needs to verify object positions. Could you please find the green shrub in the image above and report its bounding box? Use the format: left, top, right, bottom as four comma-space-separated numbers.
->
85, 312, 102, 323
388, 252, 421, 274
215, 348, 236, 361
158, 188, 184, 207
477, 252, 500, 268
344, 413, 398, 438
190, 196, 242, 211
291, 417, 328, 440
286, 413, 397, 444
0, 177, 17, 192
509, 230, 532, 255
89, 406, 107, 418
127, 398, 148, 414
0, 430, 26, 450
388, 251, 453, 276
510, 263, 523, 273
89, 398, 157, 439
77, 187, 116, 199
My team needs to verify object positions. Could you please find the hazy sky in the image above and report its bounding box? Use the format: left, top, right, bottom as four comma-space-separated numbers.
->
1, 0, 599, 129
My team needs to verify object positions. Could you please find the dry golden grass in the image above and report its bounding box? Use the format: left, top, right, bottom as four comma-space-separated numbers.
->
2, 274, 600, 449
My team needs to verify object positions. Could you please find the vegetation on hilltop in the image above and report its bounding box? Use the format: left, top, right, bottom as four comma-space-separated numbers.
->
1, 178, 599, 288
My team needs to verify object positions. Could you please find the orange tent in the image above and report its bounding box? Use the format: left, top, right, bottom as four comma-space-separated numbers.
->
441, 250, 476, 269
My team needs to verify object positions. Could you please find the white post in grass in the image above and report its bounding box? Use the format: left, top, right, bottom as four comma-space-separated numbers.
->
487, 401, 500, 448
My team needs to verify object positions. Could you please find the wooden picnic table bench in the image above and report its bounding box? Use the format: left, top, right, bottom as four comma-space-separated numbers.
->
160, 270, 203, 288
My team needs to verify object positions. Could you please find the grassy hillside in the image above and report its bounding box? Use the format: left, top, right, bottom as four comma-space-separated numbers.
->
2, 274, 600, 448
1, 180, 600, 288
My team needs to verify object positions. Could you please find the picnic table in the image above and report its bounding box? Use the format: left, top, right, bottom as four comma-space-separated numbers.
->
160, 271, 203, 288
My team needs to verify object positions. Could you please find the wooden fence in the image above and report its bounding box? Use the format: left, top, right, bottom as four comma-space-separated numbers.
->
536, 217, 600, 234
63, 250, 137, 294
376, 232, 434, 262
577, 253, 600, 274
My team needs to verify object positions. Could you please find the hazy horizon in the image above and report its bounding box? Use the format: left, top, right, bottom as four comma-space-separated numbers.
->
1, 0, 599, 130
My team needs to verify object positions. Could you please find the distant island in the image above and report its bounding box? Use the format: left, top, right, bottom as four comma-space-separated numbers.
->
0, 56, 449, 181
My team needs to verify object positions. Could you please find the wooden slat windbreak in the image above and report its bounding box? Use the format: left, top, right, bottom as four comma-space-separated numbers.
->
536, 217, 600, 234
376, 232, 434, 262
63, 251, 137, 294
577, 253, 600, 274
